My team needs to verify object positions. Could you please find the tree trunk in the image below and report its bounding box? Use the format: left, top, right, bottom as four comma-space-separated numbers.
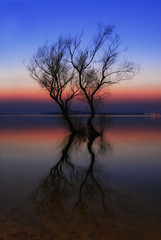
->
87, 100, 100, 137
60, 104, 75, 133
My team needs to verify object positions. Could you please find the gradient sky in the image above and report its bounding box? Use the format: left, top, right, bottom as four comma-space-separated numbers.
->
0, 0, 161, 113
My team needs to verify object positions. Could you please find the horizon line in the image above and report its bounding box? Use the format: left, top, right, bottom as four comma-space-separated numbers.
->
0, 114, 160, 117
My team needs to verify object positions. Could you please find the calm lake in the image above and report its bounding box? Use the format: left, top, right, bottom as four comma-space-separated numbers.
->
0, 116, 161, 240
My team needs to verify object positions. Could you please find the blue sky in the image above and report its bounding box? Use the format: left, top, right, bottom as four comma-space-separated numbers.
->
0, 0, 161, 66
0, 0, 161, 113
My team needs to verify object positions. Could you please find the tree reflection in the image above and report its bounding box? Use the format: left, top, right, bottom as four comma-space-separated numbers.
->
30, 122, 128, 239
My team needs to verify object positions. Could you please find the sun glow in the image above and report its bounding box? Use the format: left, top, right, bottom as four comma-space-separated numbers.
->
1, 85, 161, 103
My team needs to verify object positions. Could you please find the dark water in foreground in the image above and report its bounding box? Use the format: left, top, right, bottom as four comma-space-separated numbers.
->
0, 116, 161, 240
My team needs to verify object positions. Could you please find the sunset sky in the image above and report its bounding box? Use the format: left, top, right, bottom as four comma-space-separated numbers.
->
0, 0, 161, 114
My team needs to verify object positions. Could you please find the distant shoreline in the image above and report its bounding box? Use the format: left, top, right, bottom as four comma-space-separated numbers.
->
0, 114, 160, 117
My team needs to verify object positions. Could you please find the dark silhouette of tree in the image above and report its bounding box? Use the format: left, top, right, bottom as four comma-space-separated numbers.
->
66, 24, 138, 135
27, 37, 79, 133
27, 25, 138, 135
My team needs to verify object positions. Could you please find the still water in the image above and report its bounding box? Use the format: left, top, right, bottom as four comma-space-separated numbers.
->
0, 116, 161, 240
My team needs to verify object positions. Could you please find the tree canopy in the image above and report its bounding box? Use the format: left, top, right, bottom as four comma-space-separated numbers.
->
27, 24, 138, 135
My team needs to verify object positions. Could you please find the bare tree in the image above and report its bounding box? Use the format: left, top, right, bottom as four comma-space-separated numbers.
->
27, 37, 79, 133
27, 25, 138, 135
66, 24, 138, 135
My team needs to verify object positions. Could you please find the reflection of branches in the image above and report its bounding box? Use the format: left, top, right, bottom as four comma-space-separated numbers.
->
30, 132, 77, 216
30, 124, 129, 237
75, 133, 115, 222
50, 133, 75, 190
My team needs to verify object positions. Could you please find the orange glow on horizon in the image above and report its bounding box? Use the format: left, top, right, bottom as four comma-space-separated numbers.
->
108, 85, 161, 102
0, 85, 161, 102
0, 87, 50, 101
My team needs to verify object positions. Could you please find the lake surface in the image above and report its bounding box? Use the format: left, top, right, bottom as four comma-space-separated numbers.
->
0, 116, 161, 240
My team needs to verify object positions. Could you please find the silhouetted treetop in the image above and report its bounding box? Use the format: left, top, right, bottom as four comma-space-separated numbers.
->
27, 37, 79, 101
66, 24, 138, 134
27, 24, 139, 134
27, 36, 80, 132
